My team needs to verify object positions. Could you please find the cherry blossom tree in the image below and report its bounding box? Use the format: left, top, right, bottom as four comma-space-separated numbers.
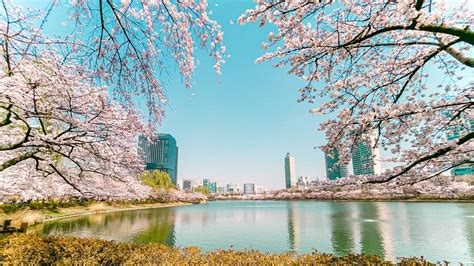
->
0, 49, 152, 196
2, 0, 225, 124
239, 0, 473, 182
0, 0, 224, 198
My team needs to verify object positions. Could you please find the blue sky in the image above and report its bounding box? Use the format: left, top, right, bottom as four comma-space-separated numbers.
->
156, 0, 329, 189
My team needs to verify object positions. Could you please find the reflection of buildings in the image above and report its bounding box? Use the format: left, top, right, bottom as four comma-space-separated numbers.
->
329, 203, 355, 256
287, 201, 300, 252
285, 153, 297, 188
324, 148, 348, 180
358, 203, 385, 257
375, 202, 395, 261
139, 134, 179, 185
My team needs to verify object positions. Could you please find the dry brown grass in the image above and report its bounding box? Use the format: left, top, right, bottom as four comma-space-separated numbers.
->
0, 234, 435, 265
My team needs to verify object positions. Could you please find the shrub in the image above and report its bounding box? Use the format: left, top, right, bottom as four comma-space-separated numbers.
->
0, 234, 436, 265
194, 186, 210, 195
140, 170, 174, 191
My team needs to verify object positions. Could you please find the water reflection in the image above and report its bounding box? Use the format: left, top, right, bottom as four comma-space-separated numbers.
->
37, 201, 474, 263
329, 203, 355, 256
358, 203, 385, 257
461, 204, 474, 261
38, 208, 176, 245
287, 201, 300, 252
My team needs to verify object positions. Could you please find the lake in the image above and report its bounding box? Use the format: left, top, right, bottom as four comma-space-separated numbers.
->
35, 201, 474, 263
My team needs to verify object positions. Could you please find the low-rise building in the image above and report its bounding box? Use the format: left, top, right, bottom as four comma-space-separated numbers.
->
243, 183, 255, 195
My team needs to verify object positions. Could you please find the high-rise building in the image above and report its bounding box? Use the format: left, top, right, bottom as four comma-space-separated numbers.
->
445, 114, 474, 176
182, 179, 192, 192
203, 178, 210, 188
325, 148, 348, 180
139, 134, 178, 185
243, 183, 255, 195
209, 181, 217, 193
203, 179, 217, 193
285, 153, 296, 189
351, 141, 376, 176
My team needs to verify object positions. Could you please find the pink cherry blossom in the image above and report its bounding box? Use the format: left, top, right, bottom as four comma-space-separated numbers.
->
240, 0, 473, 182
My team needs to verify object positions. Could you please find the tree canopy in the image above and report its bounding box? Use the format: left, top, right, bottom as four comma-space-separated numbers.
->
239, 0, 473, 183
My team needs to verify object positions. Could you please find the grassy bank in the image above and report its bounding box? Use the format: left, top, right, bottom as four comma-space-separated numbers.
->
0, 234, 434, 265
0, 201, 192, 228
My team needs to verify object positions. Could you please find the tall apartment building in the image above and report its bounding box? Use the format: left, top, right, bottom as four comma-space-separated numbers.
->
351, 141, 376, 176
139, 134, 178, 185
445, 113, 474, 176
285, 153, 297, 189
324, 148, 348, 180
203, 179, 217, 193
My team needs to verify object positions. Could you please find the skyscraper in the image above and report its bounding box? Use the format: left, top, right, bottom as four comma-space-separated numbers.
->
182, 179, 192, 192
202, 179, 217, 193
325, 148, 348, 180
445, 113, 474, 176
351, 141, 376, 176
285, 153, 297, 189
139, 134, 179, 185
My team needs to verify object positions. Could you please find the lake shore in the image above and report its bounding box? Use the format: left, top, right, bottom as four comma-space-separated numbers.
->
209, 194, 474, 202
0, 234, 434, 265
208, 196, 474, 203
0, 201, 193, 228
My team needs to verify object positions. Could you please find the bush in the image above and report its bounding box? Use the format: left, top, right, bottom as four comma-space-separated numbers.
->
0, 234, 435, 265
140, 170, 174, 191
194, 186, 210, 195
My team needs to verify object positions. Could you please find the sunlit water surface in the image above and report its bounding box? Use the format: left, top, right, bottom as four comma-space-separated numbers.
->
35, 201, 474, 263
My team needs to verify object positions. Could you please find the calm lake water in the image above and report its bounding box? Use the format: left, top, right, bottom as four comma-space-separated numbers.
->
36, 201, 474, 263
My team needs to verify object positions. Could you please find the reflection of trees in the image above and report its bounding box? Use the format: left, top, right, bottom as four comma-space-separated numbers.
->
132, 208, 175, 246
40, 208, 176, 246
359, 202, 384, 258
287, 201, 300, 252
329, 203, 354, 256
42, 216, 94, 235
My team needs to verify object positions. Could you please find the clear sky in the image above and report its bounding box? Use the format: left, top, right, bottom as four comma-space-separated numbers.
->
156, 0, 329, 189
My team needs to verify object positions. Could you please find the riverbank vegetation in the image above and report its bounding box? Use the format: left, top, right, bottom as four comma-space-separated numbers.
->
0, 234, 434, 265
